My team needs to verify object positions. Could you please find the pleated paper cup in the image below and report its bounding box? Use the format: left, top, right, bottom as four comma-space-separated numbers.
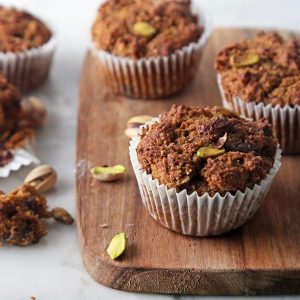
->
217, 74, 300, 154
129, 118, 281, 237
0, 36, 56, 92
0, 138, 39, 178
91, 3, 212, 99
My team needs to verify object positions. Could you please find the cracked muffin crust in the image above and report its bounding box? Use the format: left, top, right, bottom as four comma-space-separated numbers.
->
92, 0, 203, 58
137, 105, 277, 196
0, 6, 51, 53
215, 31, 300, 107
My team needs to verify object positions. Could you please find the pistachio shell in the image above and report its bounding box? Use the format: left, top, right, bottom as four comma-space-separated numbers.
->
125, 115, 153, 138
107, 232, 126, 260
127, 115, 153, 128
215, 132, 228, 149
133, 22, 157, 37
24, 165, 57, 193
230, 53, 260, 68
91, 165, 126, 182
197, 146, 225, 159
124, 127, 139, 138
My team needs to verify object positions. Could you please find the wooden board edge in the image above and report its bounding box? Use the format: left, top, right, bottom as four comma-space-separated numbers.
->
79, 243, 300, 295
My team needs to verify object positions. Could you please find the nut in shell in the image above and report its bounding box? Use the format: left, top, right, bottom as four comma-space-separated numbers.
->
91, 165, 126, 182
125, 115, 153, 138
22, 96, 47, 127
51, 207, 74, 225
24, 165, 57, 193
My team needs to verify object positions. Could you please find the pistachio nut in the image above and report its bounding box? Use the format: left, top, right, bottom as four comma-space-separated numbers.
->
125, 115, 153, 138
22, 96, 47, 127
24, 165, 57, 193
230, 53, 260, 68
133, 22, 157, 37
51, 207, 74, 225
215, 132, 228, 149
91, 165, 126, 182
197, 146, 225, 159
107, 232, 126, 260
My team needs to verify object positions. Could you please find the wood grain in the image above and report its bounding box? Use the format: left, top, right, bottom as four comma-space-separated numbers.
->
76, 28, 300, 295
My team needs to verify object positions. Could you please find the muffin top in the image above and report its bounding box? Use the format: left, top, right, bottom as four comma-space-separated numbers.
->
215, 31, 300, 107
137, 104, 277, 196
92, 0, 203, 58
0, 6, 51, 53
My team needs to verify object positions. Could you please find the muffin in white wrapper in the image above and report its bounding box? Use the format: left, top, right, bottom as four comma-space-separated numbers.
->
0, 139, 39, 178
129, 118, 281, 237
91, 2, 212, 99
0, 36, 56, 92
217, 74, 300, 154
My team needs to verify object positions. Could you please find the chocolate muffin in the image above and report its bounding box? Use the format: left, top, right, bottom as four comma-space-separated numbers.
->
0, 7, 55, 91
91, 0, 211, 98
215, 31, 300, 154
137, 104, 277, 196
129, 105, 281, 236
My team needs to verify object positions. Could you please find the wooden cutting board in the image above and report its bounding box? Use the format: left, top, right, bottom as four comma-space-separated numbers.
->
76, 28, 300, 295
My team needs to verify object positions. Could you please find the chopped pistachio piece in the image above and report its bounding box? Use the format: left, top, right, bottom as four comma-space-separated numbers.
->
107, 232, 126, 260
91, 165, 126, 182
133, 22, 157, 37
197, 146, 225, 159
230, 53, 260, 68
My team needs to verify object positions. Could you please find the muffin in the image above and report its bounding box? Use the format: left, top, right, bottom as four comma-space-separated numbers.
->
0, 6, 56, 91
0, 73, 39, 176
91, 0, 211, 99
216, 31, 300, 154
129, 104, 281, 236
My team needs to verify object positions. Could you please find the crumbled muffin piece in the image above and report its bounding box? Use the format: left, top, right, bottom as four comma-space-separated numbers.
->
0, 185, 50, 246
0, 6, 51, 52
92, 0, 203, 58
0, 73, 34, 165
137, 104, 277, 196
215, 31, 300, 106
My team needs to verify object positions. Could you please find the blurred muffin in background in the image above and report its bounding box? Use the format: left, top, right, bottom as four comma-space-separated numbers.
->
91, 0, 211, 99
0, 6, 56, 91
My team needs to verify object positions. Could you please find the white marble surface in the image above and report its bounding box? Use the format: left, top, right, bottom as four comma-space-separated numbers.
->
0, 0, 300, 299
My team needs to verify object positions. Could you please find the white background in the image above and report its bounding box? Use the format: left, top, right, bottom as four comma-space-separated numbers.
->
0, 0, 300, 299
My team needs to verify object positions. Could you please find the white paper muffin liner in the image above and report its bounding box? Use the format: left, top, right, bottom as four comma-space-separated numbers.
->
217, 74, 300, 154
0, 140, 39, 178
0, 36, 56, 92
129, 118, 281, 237
90, 2, 212, 99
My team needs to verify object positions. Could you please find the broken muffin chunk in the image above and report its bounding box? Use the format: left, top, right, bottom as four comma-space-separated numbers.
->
0, 184, 49, 246
137, 104, 278, 196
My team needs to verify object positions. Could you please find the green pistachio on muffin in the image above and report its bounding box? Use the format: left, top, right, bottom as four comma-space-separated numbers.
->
197, 146, 226, 159
230, 53, 260, 68
133, 21, 157, 37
